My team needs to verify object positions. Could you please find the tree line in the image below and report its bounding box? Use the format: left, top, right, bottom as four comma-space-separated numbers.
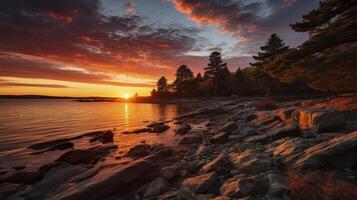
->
152, 0, 356, 98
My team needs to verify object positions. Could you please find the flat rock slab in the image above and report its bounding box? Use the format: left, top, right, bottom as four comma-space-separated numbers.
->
293, 131, 357, 170
182, 172, 218, 194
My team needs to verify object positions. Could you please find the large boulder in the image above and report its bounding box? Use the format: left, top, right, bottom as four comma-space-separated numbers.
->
298, 109, 346, 132
126, 144, 151, 158
229, 149, 272, 174
293, 131, 357, 170
182, 172, 218, 194
200, 154, 233, 174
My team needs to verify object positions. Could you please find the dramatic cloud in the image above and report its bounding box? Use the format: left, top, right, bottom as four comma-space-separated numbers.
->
0, 0, 202, 84
0, 82, 70, 88
172, 0, 319, 53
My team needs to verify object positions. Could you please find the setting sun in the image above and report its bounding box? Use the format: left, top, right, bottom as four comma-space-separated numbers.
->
123, 93, 130, 99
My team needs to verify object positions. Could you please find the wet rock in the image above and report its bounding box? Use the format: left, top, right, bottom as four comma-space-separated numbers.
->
210, 132, 229, 144
131, 128, 151, 134
126, 144, 151, 158
151, 124, 170, 133
278, 108, 296, 122
0, 183, 20, 199
147, 121, 165, 128
179, 135, 203, 145
176, 124, 191, 135
230, 149, 272, 174
200, 154, 233, 174
50, 141, 74, 150
56, 149, 97, 164
298, 109, 345, 132
294, 131, 357, 170
268, 138, 313, 164
182, 172, 218, 194
89, 130, 114, 143
28, 138, 70, 150
4, 171, 44, 185
220, 174, 267, 198
268, 123, 301, 140
143, 177, 169, 198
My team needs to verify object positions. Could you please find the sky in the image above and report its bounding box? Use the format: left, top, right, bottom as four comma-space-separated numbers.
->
0, 0, 320, 97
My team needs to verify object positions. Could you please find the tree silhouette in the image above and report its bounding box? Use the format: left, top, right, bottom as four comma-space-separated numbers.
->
250, 33, 289, 67
157, 76, 168, 93
204, 51, 228, 96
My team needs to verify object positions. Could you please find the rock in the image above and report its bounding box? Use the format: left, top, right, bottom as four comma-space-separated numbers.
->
200, 154, 233, 174
220, 122, 237, 134
158, 188, 201, 200
39, 162, 63, 172
268, 123, 301, 140
293, 131, 357, 170
220, 174, 267, 198
13, 164, 87, 200
57, 154, 167, 200
278, 108, 296, 122
89, 130, 114, 143
182, 172, 218, 194
268, 138, 313, 164
151, 124, 170, 133
131, 128, 151, 134
147, 121, 165, 127
0, 183, 20, 199
50, 141, 74, 150
28, 138, 70, 150
4, 171, 44, 184
91, 144, 118, 155
56, 149, 97, 164
160, 166, 179, 180
230, 149, 272, 174
179, 135, 203, 145
144, 177, 169, 198
210, 132, 229, 144
265, 173, 288, 196
298, 109, 345, 132
126, 144, 151, 158
176, 124, 191, 135
196, 144, 214, 157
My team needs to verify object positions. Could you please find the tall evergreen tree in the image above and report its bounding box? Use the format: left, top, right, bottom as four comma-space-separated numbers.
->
204, 51, 228, 96
157, 76, 168, 93
250, 33, 289, 67
173, 65, 194, 96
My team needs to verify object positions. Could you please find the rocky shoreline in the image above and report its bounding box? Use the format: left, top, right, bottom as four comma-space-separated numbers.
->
1, 95, 357, 199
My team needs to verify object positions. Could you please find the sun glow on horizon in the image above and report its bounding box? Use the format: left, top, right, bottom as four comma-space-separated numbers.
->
123, 93, 130, 99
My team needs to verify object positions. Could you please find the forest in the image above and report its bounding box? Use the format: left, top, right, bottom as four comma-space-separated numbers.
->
151, 0, 356, 98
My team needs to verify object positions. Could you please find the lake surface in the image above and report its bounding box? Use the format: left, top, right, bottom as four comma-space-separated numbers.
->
0, 99, 190, 169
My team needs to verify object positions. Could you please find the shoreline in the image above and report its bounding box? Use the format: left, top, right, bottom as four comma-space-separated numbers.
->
1, 95, 357, 199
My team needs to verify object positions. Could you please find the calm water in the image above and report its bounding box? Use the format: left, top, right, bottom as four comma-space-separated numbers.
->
0, 99, 188, 157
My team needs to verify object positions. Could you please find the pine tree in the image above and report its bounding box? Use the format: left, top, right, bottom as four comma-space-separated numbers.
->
157, 76, 168, 93
204, 51, 228, 96
173, 65, 194, 96
250, 33, 289, 67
